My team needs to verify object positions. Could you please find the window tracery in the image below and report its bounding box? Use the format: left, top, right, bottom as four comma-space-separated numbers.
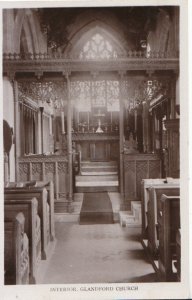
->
79, 33, 118, 60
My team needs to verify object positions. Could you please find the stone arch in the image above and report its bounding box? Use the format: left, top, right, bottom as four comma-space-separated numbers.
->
65, 23, 128, 58
63, 9, 134, 57
3, 9, 47, 54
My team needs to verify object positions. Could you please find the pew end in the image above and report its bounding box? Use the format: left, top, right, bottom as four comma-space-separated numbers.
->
5, 198, 41, 284
4, 212, 30, 285
158, 194, 180, 281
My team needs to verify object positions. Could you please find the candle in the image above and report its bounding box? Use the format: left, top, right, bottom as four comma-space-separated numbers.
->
61, 111, 65, 133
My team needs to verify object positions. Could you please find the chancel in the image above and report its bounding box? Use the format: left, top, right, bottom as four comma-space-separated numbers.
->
3, 5, 181, 285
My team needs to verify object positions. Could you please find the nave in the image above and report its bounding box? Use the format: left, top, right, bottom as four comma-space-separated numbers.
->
38, 222, 157, 284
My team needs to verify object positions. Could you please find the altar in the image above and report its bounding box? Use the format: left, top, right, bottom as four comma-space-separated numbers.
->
72, 133, 119, 161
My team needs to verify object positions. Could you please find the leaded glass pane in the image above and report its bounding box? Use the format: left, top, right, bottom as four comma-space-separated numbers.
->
92, 81, 106, 107
79, 33, 117, 59
70, 81, 91, 111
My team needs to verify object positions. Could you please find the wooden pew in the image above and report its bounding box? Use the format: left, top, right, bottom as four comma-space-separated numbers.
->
5, 187, 49, 259
32, 181, 55, 241
5, 198, 41, 284
176, 228, 181, 281
158, 194, 180, 281
6, 180, 55, 241
141, 179, 166, 239
141, 178, 180, 240
5, 212, 30, 285
147, 186, 180, 258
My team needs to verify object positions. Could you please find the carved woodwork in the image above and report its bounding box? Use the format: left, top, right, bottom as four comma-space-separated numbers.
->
164, 119, 180, 178
34, 180, 55, 241
4, 212, 30, 285
3, 53, 179, 75
5, 187, 49, 260
141, 178, 166, 239
4, 198, 41, 284
18, 155, 68, 200
72, 133, 119, 141
6, 180, 55, 242
158, 194, 180, 281
147, 186, 180, 258
176, 229, 181, 281
123, 154, 161, 207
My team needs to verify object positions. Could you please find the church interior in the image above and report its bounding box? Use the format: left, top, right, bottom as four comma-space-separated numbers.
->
3, 6, 181, 285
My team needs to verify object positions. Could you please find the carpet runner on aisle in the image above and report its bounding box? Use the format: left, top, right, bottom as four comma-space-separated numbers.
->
80, 192, 114, 224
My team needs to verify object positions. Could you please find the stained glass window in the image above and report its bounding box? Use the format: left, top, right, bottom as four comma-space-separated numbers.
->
79, 33, 118, 60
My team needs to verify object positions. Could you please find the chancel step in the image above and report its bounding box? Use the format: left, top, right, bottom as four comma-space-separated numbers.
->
81, 161, 118, 175
54, 200, 73, 213
76, 161, 119, 192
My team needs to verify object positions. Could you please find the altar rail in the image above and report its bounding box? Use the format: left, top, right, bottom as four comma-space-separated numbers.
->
123, 153, 161, 208
18, 155, 68, 200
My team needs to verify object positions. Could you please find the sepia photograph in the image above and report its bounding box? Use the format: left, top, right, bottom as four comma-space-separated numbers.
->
1, 0, 190, 299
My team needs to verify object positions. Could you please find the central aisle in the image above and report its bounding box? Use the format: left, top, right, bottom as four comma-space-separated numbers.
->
39, 223, 157, 283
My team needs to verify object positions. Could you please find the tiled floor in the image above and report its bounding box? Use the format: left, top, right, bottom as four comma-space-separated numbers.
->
39, 222, 157, 284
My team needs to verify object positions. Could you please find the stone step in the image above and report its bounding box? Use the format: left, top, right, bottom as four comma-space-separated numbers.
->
119, 201, 141, 227
54, 200, 73, 213
76, 186, 119, 193
131, 201, 142, 223
76, 161, 119, 193
76, 175, 118, 182
81, 171, 118, 176
81, 161, 118, 167
81, 166, 117, 172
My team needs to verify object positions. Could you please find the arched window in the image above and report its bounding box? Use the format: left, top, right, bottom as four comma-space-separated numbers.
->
79, 33, 118, 59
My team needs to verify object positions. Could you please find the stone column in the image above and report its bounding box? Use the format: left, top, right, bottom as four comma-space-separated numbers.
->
118, 71, 126, 197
